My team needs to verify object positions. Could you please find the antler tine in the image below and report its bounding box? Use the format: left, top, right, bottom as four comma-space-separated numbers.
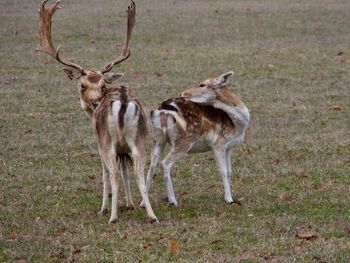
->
101, 0, 136, 74
35, 0, 85, 74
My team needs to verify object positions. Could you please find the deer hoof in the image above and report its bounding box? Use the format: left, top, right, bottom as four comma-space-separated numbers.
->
100, 208, 109, 215
168, 201, 178, 207
149, 217, 159, 224
108, 217, 118, 224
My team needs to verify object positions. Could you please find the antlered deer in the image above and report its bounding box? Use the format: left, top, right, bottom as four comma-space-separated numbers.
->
35, 0, 157, 224
142, 71, 250, 207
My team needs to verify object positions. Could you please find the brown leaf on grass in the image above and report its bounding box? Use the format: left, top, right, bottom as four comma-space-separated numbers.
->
210, 239, 221, 244
155, 71, 163, 78
266, 64, 276, 71
24, 129, 33, 134
272, 158, 281, 165
296, 171, 308, 178
259, 251, 276, 261
345, 225, 350, 234
313, 256, 327, 263
169, 240, 180, 253
279, 192, 295, 203
143, 242, 153, 249
296, 232, 318, 240
234, 198, 247, 206
321, 181, 332, 191
332, 106, 342, 112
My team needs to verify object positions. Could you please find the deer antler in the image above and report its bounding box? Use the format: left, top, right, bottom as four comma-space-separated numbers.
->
35, 0, 85, 74
100, 0, 136, 74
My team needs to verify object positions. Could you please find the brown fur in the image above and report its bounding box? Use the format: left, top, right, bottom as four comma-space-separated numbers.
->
159, 97, 235, 137
87, 70, 102, 83
93, 86, 147, 142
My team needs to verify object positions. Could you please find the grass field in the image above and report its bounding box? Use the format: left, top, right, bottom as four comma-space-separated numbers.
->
1, 0, 349, 262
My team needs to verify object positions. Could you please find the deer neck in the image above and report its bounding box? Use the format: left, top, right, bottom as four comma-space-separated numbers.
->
211, 88, 250, 131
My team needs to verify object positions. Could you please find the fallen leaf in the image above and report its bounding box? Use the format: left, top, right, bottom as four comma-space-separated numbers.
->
169, 240, 180, 253
345, 225, 350, 234
259, 252, 276, 261
234, 198, 246, 206
24, 129, 33, 134
155, 71, 163, 78
313, 256, 327, 263
321, 181, 332, 191
296, 232, 318, 240
143, 242, 153, 249
296, 171, 308, 178
332, 106, 342, 112
279, 192, 294, 203
266, 64, 276, 71
336, 51, 344, 56
272, 158, 281, 165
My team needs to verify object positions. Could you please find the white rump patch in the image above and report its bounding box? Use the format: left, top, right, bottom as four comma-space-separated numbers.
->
124, 102, 138, 127
111, 101, 122, 125
151, 110, 176, 130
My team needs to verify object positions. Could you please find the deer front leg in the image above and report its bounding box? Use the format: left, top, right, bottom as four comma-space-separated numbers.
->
132, 152, 158, 223
225, 148, 233, 186
100, 161, 110, 215
213, 149, 234, 204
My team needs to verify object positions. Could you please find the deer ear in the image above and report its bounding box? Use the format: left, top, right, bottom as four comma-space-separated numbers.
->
215, 71, 234, 88
103, 73, 124, 83
63, 68, 82, 80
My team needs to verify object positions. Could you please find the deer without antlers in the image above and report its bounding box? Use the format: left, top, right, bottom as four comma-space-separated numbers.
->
142, 72, 250, 207
36, 0, 158, 224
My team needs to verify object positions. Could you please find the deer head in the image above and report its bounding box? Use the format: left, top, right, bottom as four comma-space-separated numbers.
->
35, 0, 136, 112
181, 71, 235, 104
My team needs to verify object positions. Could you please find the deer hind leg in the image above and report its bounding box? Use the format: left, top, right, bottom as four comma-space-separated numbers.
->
100, 160, 110, 215
131, 148, 158, 223
213, 149, 234, 204
140, 134, 166, 208
120, 160, 135, 210
161, 147, 188, 206
225, 148, 233, 186
101, 151, 120, 224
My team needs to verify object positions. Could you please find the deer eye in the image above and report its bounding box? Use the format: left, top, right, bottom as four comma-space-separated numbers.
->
199, 83, 206, 88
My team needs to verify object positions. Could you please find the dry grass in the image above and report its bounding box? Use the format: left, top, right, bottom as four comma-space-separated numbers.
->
1, 0, 349, 262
